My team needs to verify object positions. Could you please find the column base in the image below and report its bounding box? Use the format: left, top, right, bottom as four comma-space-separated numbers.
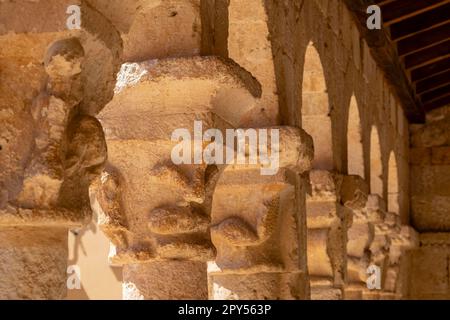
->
0, 226, 68, 299
209, 271, 307, 300
123, 260, 208, 300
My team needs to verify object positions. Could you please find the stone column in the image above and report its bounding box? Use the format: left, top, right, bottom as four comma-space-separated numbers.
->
306, 170, 348, 300
343, 190, 418, 300
92, 57, 263, 299
340, 175, 373, 299
208, 127, 313, 300
92, 156, 214, 300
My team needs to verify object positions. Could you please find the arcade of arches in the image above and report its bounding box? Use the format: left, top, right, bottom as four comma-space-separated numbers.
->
1, 0, 450, 300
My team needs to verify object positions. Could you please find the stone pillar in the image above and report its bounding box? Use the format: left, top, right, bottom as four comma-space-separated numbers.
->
208, 127, 313, 300
340, 175, 373, 299
306, 170, 348, 300
92, 102, 214, 300
92, 57, 263, 299
343, 189, 418, 300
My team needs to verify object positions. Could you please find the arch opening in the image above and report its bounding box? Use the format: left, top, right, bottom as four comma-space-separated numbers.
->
388, 151, 400, 215
347, 96, 364, 178
370, 126, 383, 196
301, 43, 333, 171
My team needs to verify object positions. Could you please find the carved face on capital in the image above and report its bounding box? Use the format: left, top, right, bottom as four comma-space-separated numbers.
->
94, 111, 216, 263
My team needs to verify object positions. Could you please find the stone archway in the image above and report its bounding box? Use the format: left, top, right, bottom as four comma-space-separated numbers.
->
302, 42, 333, 171
370, 126, 383, 196
302, 42, 344, 300
387, 151, 399, 215
347, 96, 364, 178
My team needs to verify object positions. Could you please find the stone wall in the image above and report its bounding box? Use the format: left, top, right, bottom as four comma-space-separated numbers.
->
410, 107, 450, 231
408, 107, 450, 299
0, 0, 426, 300
408, 233, 450, 299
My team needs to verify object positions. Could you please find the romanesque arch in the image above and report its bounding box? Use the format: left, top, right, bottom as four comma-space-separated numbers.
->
387, 151, 399, 215
302, 42, 345, 299
347, 96, 364, 178
1, 0, 431, 301
370, 126, 383, 196
302, 42, 333, 170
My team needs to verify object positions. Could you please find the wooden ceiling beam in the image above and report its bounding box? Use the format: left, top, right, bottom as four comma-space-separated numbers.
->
420, 83, 450, 103
415, 70, 450, 93
404, 40, 450, 69
411, 59, 450, 82
423, 94, 450, 111
381, 0, 448, 26
397, 23, 450, 56
389, 3, 450, 40
343, 0, 425, 122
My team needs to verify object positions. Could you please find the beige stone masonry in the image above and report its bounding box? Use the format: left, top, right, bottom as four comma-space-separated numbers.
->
0, 0, 121, 299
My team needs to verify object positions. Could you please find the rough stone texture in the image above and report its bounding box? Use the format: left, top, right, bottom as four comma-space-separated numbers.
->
408, 233, 450, 299
209, 134, 313, 299
2, 0, 447, 301
92, 55, 314, 299
410, 114, 450, 231
306, 170, 346, 298
408, 112, 450, 298
123, 261, 208, 300
0, 0, 117, 299
306, 170, 417, 300
0, 227, 68, 299
86, 0, 201, 62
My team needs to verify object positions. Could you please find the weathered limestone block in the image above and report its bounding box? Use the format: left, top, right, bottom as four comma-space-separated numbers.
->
410, 113, 450, 233
123, 0, 201, 61
0, 227, 68, 299
411, 116, 450, 148
308, 228, 333, 277
306, 170, 347, 299
0, 0, 80, 35
340, 175, 369, 211
0, 1, 123, 117
409, 147, 431, 166
411, 165, 450, 231
227, 0, 279, 125
425, 105, 450, 123
384, 226, 418, 295
201, 0, 278, 127
344, 193, 382, 298
0, 0, 121, 297
209, 127, 313, 300
79, 1, 123, 115
85, 0, 202, 62
122, 261, 208, 300
0, 32, 107, 299
343, 188, 418, 299
92, 56, 264, 299
408, 233, 450, 299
